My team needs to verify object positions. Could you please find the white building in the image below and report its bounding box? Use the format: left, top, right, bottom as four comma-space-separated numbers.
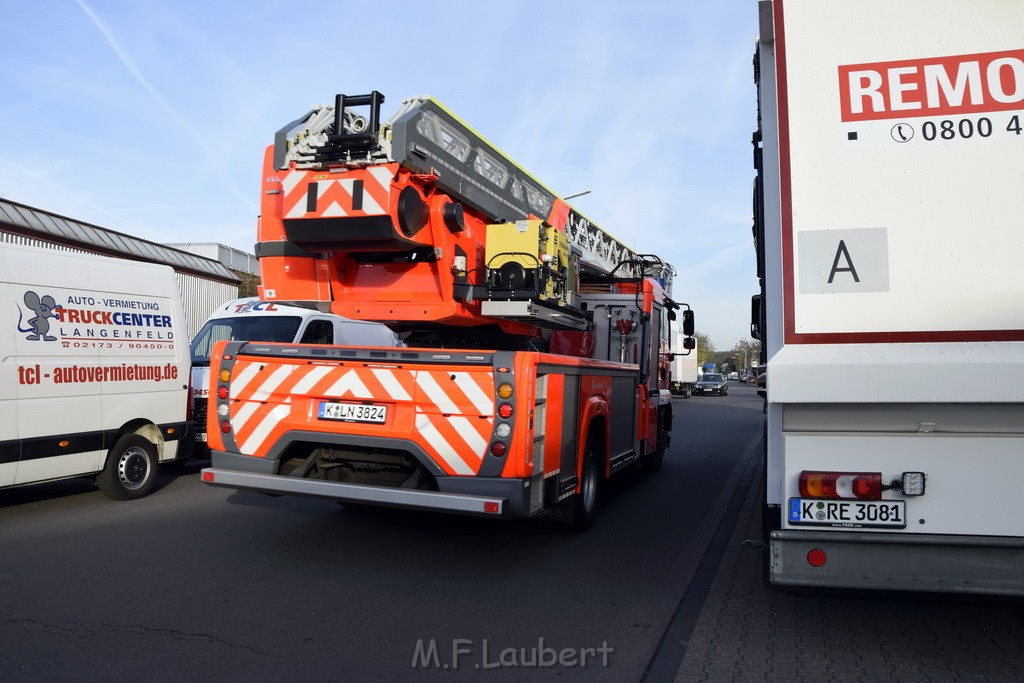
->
166, 242, 258, 276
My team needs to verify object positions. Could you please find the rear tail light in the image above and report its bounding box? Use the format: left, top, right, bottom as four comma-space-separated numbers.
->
497, 403, 513, 419
799, 471, 882, 500
220, 420, 231, 434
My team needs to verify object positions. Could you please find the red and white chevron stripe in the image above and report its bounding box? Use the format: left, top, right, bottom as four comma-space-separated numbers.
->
281, 164, 396, 219
227, 361, 495, 476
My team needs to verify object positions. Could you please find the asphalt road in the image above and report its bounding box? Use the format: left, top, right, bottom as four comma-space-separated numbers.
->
0, 384, 763, 681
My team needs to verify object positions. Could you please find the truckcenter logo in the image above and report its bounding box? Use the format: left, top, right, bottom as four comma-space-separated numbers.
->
16, 290, 174, 344
839, 48, 1024, 121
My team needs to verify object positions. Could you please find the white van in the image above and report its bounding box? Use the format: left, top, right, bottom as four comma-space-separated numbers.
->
188, 298, 401, 450
1, 242, 191, 500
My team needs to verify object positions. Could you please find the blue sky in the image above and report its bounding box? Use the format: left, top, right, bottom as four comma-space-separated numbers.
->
0, 0, 759, 353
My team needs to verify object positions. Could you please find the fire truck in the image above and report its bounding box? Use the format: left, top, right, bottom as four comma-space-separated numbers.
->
753, 0, 1024, 593
201, 92, 694, 528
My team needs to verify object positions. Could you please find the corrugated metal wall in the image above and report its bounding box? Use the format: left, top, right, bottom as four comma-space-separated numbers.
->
1, 231, 80, 252
2, 231, 237, 341
177, 273, 237, 339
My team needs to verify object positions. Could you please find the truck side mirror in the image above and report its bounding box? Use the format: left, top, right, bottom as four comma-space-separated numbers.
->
750, 295, 762, 341
683, 336, 696, 351
682, 309, 694, 336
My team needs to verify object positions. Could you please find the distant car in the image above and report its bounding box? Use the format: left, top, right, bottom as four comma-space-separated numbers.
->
694, 373, 728, 396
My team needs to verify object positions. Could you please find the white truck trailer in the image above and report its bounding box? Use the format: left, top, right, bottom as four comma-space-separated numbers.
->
753, 0, 1024, 595
670, 331, 698, 397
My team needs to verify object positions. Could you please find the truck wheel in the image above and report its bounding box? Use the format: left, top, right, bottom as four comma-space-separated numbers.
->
571, 444, 601, 532
642, 413, 668, 472
97, 434, 158, 500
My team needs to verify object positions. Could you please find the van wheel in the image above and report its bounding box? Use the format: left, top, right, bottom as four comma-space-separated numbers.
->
97, 434, 158, 500
571, 443, 601, 532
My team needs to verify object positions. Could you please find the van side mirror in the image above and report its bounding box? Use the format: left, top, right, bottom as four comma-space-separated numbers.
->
682, 309, 694, 337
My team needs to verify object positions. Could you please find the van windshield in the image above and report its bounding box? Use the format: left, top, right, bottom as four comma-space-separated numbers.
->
190, 316, 303, 365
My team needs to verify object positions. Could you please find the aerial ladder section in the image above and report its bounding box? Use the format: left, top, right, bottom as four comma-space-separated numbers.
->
256, 92, 675, 346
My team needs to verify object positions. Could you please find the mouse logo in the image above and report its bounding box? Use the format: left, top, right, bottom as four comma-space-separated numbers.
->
19, 291, 60, 341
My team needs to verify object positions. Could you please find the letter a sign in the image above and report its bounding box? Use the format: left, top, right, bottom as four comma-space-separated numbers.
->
828, 240, 859, 284
797, 228, 890, 294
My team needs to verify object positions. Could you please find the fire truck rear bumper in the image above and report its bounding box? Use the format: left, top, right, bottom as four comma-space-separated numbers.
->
770, 530, 1024, 596
201, 451, 533, 518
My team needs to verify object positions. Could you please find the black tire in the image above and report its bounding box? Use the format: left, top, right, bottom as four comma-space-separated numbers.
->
97, 434, 158, 500
643, 445, 665, 472
571, 443, 601, 532
643, 411, 669, 472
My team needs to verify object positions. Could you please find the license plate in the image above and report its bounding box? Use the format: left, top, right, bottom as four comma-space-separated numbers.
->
318, 401, 387, 423
788, 498, 907, 529
195, 432, 208, 442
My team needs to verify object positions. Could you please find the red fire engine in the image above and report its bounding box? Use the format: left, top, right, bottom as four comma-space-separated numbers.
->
201, 92, 694, 528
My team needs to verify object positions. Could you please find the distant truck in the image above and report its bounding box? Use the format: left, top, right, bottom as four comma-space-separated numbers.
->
670, 331, 698, 397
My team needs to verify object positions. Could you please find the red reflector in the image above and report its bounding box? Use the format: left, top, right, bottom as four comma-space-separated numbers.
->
220, 420, 231, 434
807, 548, 827, 567
217, 386, 229, 400
201, 471, 214, 482
483, 501, 500, 514
798, 471, 882, 500
498, 403, 513, 419
490, 442, 506, 457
